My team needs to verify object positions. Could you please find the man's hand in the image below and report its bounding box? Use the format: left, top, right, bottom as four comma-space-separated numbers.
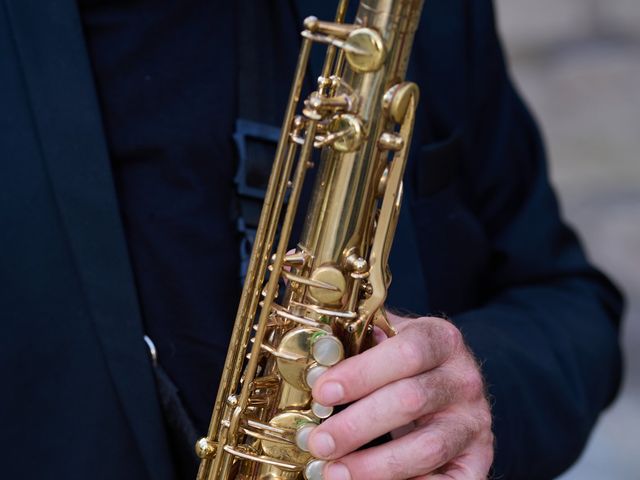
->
306, 314, 494, 480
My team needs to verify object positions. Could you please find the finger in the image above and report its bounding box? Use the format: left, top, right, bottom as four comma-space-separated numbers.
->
410, 462, 484, 480
411, 431, 495, 480
312, 317, 461, 406
410, 464, 475, 480
308, 369, 461, 459
410, 475, 455, 480
322, 414, 476, 480
410, 474, 456, 480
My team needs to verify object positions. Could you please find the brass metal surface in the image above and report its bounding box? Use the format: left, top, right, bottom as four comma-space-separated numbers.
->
196, 1, 425, 478
344, 28, 386, 73
308, 265, 347, 304
276, 327, 321, 391
261, 412, 315, 465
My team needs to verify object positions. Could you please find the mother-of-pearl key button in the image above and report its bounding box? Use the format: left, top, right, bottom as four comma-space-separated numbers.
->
296, 424, 316, 452
312, 401, 334, 419
304, 459, 327, 480
306, 364, 329, 389
312, 335, 344, 366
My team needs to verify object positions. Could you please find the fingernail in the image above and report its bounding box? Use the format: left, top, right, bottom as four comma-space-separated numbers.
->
319, 381, 344, 404
326, 462, 351, 480
310, 431, 336, 458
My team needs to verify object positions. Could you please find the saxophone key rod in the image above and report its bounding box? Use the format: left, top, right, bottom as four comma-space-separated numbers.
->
197, 1, 425, 478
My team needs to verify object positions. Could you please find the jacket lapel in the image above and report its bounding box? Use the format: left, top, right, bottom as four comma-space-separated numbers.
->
3, 1, 174, 478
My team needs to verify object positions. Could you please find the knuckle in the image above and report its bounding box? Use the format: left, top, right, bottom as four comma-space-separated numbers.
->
461, 420, 477, 446
440, 321, 464, 353
462, 408, 492, 443
338, 414, 361, 440
397, 378, 428, 417
384, 449, 406, 478
398, 337, 425, 374
460, 369, 485, 399
477, 404, 493, 432
404, 318, 431, 342
483, 429, 496, 448
348, 362, 370, 395
475, 430, 496, 474
423, 433, 449, 467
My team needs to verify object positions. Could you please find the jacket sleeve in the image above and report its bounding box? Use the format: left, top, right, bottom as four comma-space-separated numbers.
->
454, 2, 624, 478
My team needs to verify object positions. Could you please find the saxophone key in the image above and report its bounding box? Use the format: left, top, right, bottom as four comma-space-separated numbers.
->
303, 460, 326, 480
311, 334, 344, 367
276, 328, 332, 390
305, 364, 328, 389
311, 401, 334, 420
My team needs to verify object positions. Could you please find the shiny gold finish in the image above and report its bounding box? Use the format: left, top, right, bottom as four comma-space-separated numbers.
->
261, 412, 316, 465
197, 1, 424, 478
383, 82, 420, 123
378, 132, 404, 151
322, 114, 364, 152
195, 438, 216, 460
344, 28, 386, 73
308, 265, 347, 304
303, 17, 357, 40
276, 328, 322, 391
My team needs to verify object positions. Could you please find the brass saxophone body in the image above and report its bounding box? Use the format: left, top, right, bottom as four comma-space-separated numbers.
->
196, 1, 424, 478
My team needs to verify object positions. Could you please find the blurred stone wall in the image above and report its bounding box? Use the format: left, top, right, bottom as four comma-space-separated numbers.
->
494, 1, 640, 478
498, 0, 640, 54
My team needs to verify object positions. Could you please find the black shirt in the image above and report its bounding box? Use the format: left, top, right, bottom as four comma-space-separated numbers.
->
78, 0, 239, 439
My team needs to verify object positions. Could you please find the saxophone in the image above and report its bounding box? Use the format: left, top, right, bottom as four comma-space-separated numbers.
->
196, 0, 424, 478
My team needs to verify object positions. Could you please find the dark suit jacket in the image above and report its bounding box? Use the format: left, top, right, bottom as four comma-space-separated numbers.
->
0, 0, 623, 479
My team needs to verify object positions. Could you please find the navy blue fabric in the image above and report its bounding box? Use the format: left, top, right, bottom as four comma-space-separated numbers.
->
77, 0, 240, 438
1, 0, 176, 479
0, 1, 623, 480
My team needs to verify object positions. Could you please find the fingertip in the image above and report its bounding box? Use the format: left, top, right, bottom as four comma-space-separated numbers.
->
325, 461, 351, 480
308, 430, 336, 458
313, 380, 345, 405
